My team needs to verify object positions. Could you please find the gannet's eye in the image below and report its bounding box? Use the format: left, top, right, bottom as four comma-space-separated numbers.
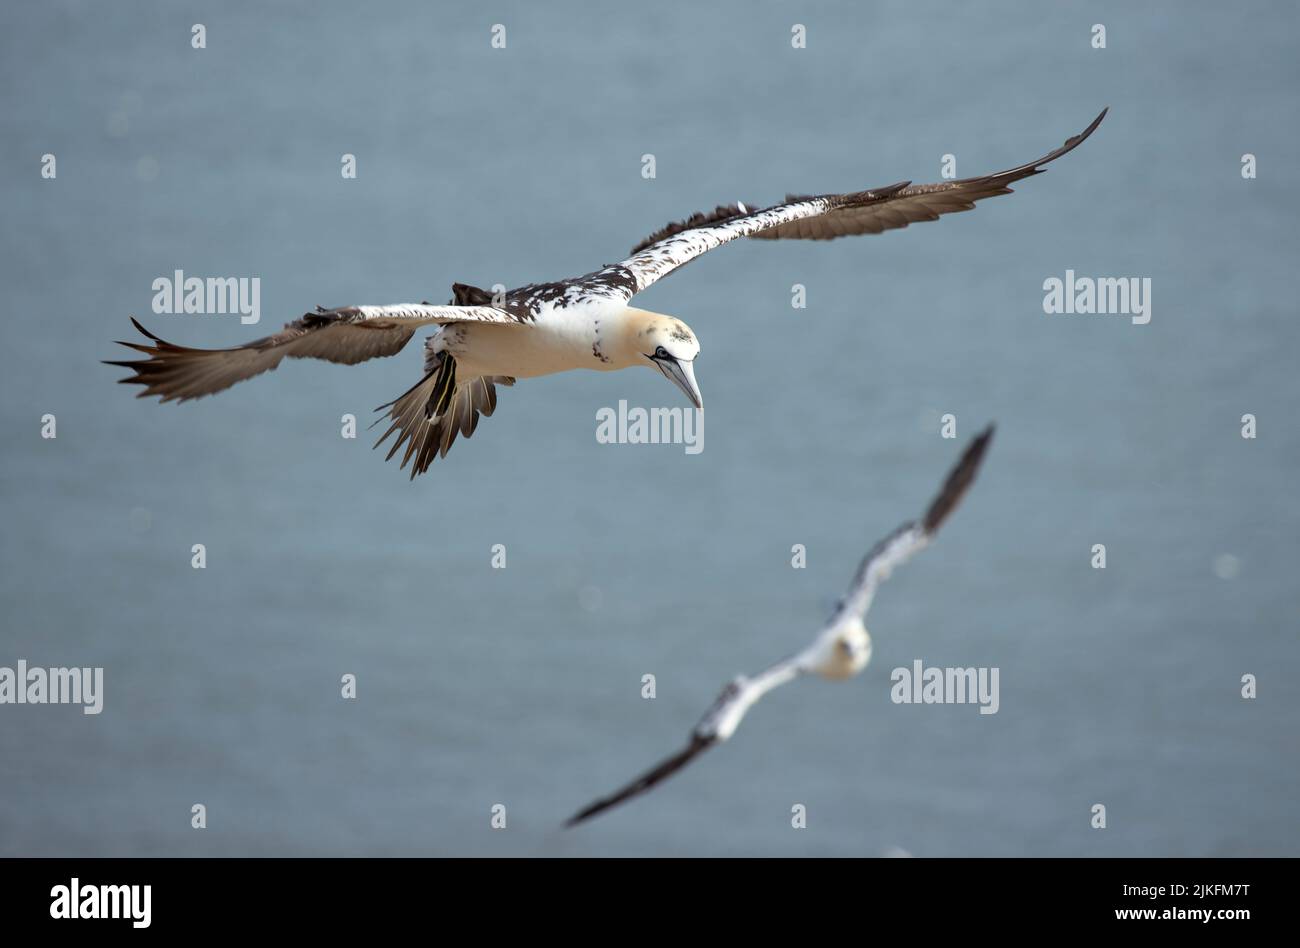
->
653, 346, 669, 360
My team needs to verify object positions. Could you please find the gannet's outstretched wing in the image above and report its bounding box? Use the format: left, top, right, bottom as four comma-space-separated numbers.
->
105, 304, 521, 403
610, 110, 1106, 298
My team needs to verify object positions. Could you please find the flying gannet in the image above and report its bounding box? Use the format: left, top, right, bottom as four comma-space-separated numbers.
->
565, 426, 995, 826
108, 111, 1102, 478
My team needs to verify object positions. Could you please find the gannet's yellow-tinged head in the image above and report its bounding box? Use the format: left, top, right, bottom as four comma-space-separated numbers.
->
621, 307, 703, 408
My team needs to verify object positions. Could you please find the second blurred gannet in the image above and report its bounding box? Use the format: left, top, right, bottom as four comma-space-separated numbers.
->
566, 426, 995, 826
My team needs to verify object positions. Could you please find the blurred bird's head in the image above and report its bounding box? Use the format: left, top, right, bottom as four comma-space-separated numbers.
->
814, 618, 873, 680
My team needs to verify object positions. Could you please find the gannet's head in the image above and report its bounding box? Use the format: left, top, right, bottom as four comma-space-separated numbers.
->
812, 618, 872, 680
622, 307, 702, 409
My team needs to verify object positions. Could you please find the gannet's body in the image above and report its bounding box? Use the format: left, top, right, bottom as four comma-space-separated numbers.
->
108, 112, 1104, 477
566, 427, 995, 826
435, 303, 686, 381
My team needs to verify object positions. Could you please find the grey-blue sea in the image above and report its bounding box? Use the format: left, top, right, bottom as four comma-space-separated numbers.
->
1, 1, 1297, 856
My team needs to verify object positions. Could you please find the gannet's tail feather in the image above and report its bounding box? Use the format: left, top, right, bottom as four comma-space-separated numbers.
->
372, 354, 514, 479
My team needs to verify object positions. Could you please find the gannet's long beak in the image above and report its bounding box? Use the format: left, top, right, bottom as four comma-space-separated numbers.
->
655, 357, 703, 409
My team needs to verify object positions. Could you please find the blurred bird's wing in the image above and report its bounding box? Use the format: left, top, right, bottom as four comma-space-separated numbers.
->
565, 656, 802, 827
831, 426, 995, 624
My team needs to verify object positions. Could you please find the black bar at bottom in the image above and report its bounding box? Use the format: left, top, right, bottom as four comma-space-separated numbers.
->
0, 857, 1283, 933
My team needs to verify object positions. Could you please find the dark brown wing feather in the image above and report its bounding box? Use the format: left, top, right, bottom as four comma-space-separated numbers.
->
629, 204, 754, 255
565, 735, 715, 828
923, 425, 995, 533
751, 108, 1107, 241
105, 312, 418, 403
450, 283, 494, 306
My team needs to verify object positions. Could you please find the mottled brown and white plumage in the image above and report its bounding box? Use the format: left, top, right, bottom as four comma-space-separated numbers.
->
565, 426, 995, 827
108, 110, 1102, 477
